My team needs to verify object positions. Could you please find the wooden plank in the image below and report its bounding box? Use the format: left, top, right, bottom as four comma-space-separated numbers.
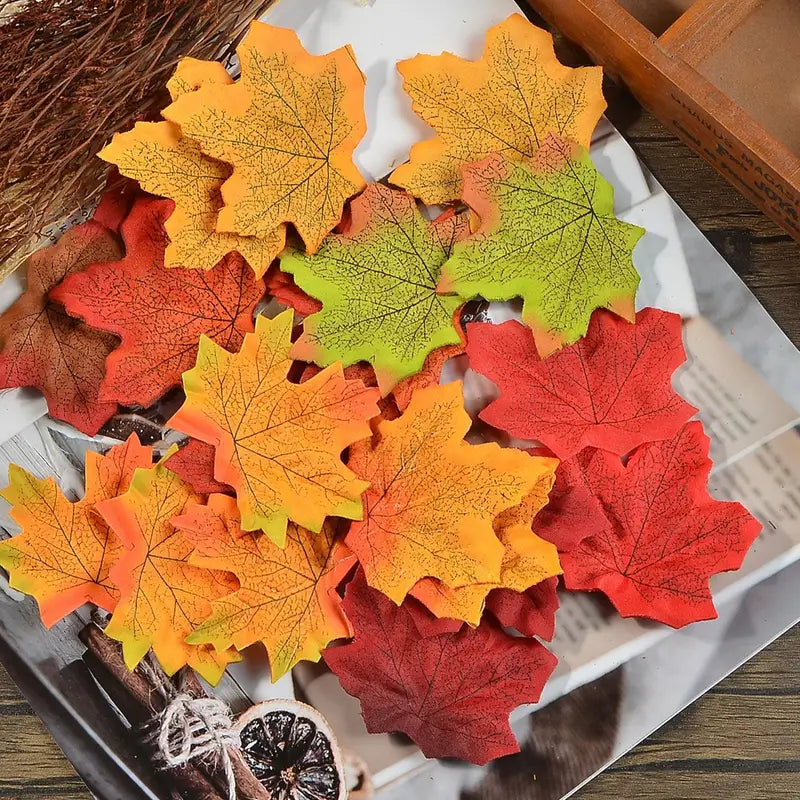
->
524, 0, 800, 242
616, 0, 694, 36
658, 0, 766, 63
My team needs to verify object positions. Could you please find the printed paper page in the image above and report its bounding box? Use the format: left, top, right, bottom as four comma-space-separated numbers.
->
676, 315, 800, 466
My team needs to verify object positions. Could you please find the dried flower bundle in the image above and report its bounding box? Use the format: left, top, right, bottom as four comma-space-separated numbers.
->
0, 0, 276, 276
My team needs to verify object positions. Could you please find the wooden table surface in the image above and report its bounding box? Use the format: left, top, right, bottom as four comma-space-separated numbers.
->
0, 56, 799, 800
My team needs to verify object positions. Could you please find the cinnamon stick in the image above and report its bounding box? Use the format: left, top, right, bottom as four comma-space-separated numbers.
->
179, 669, 271, 800
80, 624, 226, 800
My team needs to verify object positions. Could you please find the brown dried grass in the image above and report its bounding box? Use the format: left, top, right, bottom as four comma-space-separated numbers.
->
0, 0, 277, 274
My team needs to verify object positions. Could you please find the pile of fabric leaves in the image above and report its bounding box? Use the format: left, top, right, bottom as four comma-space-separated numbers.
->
0, 15, 760, 765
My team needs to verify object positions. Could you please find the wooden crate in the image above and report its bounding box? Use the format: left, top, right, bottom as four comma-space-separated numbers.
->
523, 0, 800, 241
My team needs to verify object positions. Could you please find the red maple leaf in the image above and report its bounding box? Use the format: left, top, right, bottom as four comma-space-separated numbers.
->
265, 265, 322, 317
560, 422, 762, 627
406, 597, 464, 638
485, 576, 559, 640
466, 309, 697, 459
91, 176, 138, 233
52, 195, 265, 408
164, 439, 233, 496
0, 220, 121, 434
324, 571, 557, 764
533, 450, 610, 554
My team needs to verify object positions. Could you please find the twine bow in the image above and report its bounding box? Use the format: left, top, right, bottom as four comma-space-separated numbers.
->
140, 657, 241, 800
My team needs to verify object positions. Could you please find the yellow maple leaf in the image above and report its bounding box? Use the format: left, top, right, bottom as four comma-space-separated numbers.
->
176, 494, 356, 680
100, 62, 285, 278
163, 21, 367, 253
410, 470, 562, 624
168, 309, 380, 546
97, 456, 238, 684
0, 435, 151, 627
390, 13, 606, 204
345, 381, 555, 604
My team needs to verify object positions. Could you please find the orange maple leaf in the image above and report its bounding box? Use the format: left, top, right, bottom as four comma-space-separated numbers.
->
168, 310, 380, 546
163, 21, 366, 253
410, 467, 562, 625
0, 435, 151, 627
390, 13, 605, 204
97, 456, 238, 684
345, 381, 555, 604
175, 494, 356, 680
100, 58, 285, 277
165, 57, 234, 100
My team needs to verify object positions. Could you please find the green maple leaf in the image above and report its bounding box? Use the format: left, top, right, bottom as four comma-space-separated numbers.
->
440, 135, 644, 357
281, 183, 466, 392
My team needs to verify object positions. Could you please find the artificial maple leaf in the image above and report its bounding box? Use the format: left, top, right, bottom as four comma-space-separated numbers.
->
282, 184, 467, 392
406, 597, 465, 638
534, 469, 610, 554
91, 177, 138, 233
391, 342, 464, 412
440, 136, 643, 356
0, 220, 120, 434
559, 422, 762, 627
51, 196, 265, 408
467, 309, 697, 459
100, 55, 285, 277
299, 361, 401, 424
174, 494, 355, 680
485, 576, 560, 640
169, 309, 380, 545
345, 381, 553, 604
390, 13, 605, 204
324, 570, 557, 764
165, 56, 234, 100
165, 439, 233, 496
410, 463, 561, 625
0, 435, 151, 627
265, 265, 322, 318
97, 456, 237, 683
163, 21, 366, 253
100, 123, 285, 278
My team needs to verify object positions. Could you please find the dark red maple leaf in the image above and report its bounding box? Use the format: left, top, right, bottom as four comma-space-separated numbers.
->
324, 571, 557, 764
0, 220, 121, 434
485, 576, 559, 640
560, 422, 762, 627
164, 439, 233, 496
51, 195, 265, 408
466, 309, 697, 459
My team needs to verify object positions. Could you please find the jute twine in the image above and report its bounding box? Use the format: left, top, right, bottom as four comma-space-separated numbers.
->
139, 657, 240, 800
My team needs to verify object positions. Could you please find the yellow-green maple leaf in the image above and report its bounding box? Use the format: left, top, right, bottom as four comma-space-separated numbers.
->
281, 183, 467, 393
440, 137, 643, 356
